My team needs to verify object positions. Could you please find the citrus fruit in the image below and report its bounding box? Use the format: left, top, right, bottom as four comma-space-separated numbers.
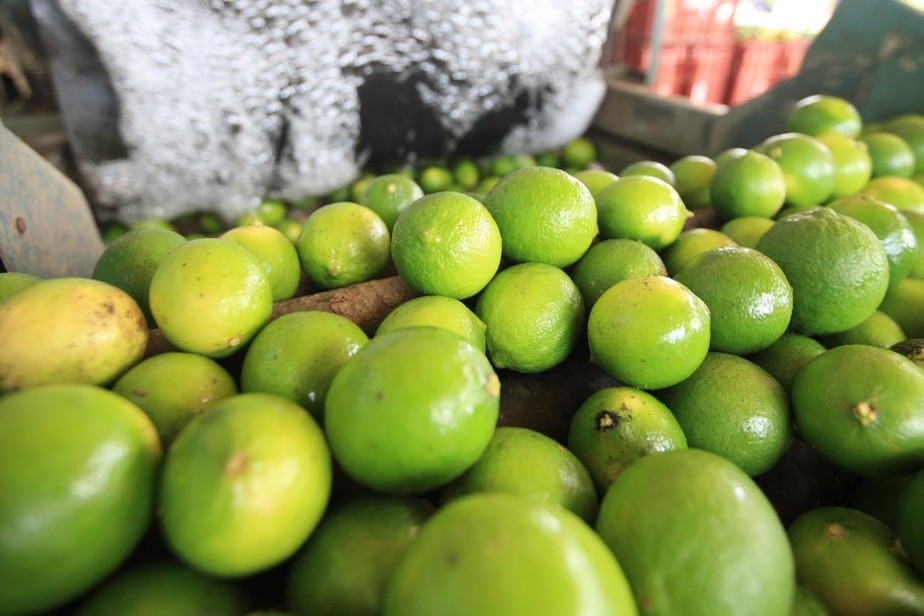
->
669, 154, 716, 209
132, 218, 177, 232
91, 227, 187, 326
658, 352, 792, 476
620, 159, 676, 185
746, 333, 826, 394
475, 262, 585, 373
860, 132, 916, 178
775, 202, 820, 220
441, 426, 598, 523
150, 238, 273, 358
375, 295, 486, 354
220, 222, 302, 301
815, 133, 874, 199
483, 166, 598, 267
570, 238, 667, 308
791, 586, 831, 616
382, 493, 637, 616
159, 393, 332, 577
815, 310, 905, 349
755, 207, 890, 336
391, 191, 502, 299
904, 210, 924, 277
562, 137, 598, 169
360, 173, 425, 231
0, 272, 40, 303
350, 173, 376, 202
567, 386, 687, 493
535, 150, 561, 168
859, 175, 924, 214
885, 119, 924, 173
417, 165, 454, 193
896, 469, 924, 575
0, 384, 161, 615
587, 275, 710, 390
324, 327, 500, 495
710, 150, 787, 219
75, 560, 251, 616
595, 175, 688, 250
0, 277, 148, 391
714, 146, 749, 166
660, 228, 737, 275
240, 310, 369, 421
878, 276, 924, 337
285, 495, 432, 616
295, 202, 391, 290
112, 351, 238, 445
754, 133, 836, 207
786, 94, 863, 138
274, 217, 303, 243
453, 158, 481, 191
572, 168, 620, 199
792, 344, 924, 477
673, 246, 793, 355
719, 215, 776, 248
595, 448, 795, 616
829, 194, 918, 287
788, 506, 924, 615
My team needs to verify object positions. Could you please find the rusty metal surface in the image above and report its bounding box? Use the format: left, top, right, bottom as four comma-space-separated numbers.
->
0, 120, 102, 277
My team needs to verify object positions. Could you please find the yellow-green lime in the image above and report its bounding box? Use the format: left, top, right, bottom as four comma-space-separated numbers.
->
132, 218, 177, 232
150, 238, 273, 358
567, 386, 687, 494
720, 216, 776, 248
572, 168, 620, 199
391, 191, 501, 299
254, 199, 288, 226
220, 222, 302, 302
417, 166, 455, 193
620, 160, 675, 185
746, 333, 826, 395
791, 586, 831, 616
0, 272, 40, 303
815, 133, 873, 199
570, 238, 667, 308
661, 228, 737, 275
562, 137, 598, 169
375, 295, 486, 353
786, 94, 863, 138
860, 132, 916, 178
483, 166, 598, 267
595, 175, 688, 250
885, 120, 924, 173
360, 174, 425, 231
816, 310, 905, 349
296, 202, 391, 290
274, 217, 303, 243
350, 173, 376, 202
878, 277, 924, 337
859, 175, 924, 215
905, 210, 924, 278
587, 275, 710, 390
714, 147, 749, 166
774, 202, 820, 220
710, 150, 787, 219
755, 133, 836, 207
669, 154, 717, 209
453, 158, 481, 191
475, 262, 585, 373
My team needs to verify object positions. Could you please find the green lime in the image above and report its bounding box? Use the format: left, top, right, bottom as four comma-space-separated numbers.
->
324, 327, 500, 495
474, 175, 500, 194
719, 216, 776, 248
101, 222, 129, 244
132, 218, 178, 232
567, 386, 687, 493
786, 94, 863, 138
669, 154, 717, 209
197, 212, 226, 235
296, 202, 391, 290
160, 393, 332, 577
441, 426, 598, 524
391, 191, 502, 299
661, 228, 737, 276
896, 469, 924, 575
595, 175, 688, 250
483, 166, 598, 267
792, 344, 924, 477
746, 333, 826, 395
274, 217, 303, 243
815, 133, 873, 199
255, 199, 287, 226
0, 384, 161, 615
878, 276, 924, 337
417, 165, 455, 193
360, 174, 425, 231
535, 150, 561, 168
791, 586, 832, 616
220, 222, 302, 301
587, 275, 710, 390
815, 309, 905, 349
0, 272, 40, 303
595, 448, 795, 616
350, 174, 376, 203
714, 147, 749, 166
572, 168, 620, 199
755, 133, 836, 207
859, 175, 924, 215
904, 210, 924, 278
375, 295, 487, 353
885, 120, 924, 174
474, 262, 585, 373
620, 160, 675, 185
562, 137, 597, 169
382, 493, 637, 616
570, 238, 667, 309
710, 150, 787, 219
860, 132, 916, 178
453, 158, 481, 191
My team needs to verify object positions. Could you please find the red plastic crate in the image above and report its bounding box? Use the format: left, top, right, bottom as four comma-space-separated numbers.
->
724, 39, 785, 106
687, 43, 737, 105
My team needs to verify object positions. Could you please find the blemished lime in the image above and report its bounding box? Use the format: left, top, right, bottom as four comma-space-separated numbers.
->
660, 228, 737, 276
710, 150, 787, 220
375, 295, 486, 354
755, 133, 836, 207
786, 94, 863, 138
669, 154, 717, 209
570, 238, 667, 308
595, 175, 688, 250
360, 174, 426, 231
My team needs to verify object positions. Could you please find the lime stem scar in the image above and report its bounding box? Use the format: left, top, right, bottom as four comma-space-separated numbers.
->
850, 401, 878, 426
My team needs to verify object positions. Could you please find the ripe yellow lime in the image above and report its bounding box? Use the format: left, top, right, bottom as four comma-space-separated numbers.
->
360, 173, 425, 231
816, 310, 905, 349
0, 384, 161, 615
483, 166, 598, 267
719, 216, 776, 248
669, 154, 717, 210
815, 133, 873, 199
661, 228, 737, 275
710, 150, 787, 220
240, 310, 369, 421
674, 246, 793, 355
860, 132, 916, 178
112, 351, 238, 445
376, 295, 487, 353
391, 191, 501, 299
570, 238, 667, 308
296, 202, 391, 290
878, 276, 924, 337
562, 137, 598, 168
159, 393, 332, 577
474, 262, 585, 373
285, 495, 432, 616
786, 94, 863, 138
441, 426, 598, 524
792, 344, 924, 477
567, 386, 687, 493
92, 227, 187, 327
595, 448, 795, 616
382, 493, 637, 616
859, 175, 924, 215
755, 207, 890, 336
587, 275, 710, 390
620, 160, 676, 185
572, 168, 620, 199
658, 352, 792, 476
755, 133, 836, 207
746, 333, 826, 395
0, 277, 148, 391
150, 238, 273, 358
324, 327, 500, 495
220, 222, 302, 302
595, 175, 688, 250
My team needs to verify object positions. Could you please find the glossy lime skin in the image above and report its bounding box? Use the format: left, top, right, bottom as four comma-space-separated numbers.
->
0, 385, 162, 615
220, 223, 302, 302
595, 176, 687, 250
755, 133, 836, 207
587, 276, 710, 390
382, 493, 638, 616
